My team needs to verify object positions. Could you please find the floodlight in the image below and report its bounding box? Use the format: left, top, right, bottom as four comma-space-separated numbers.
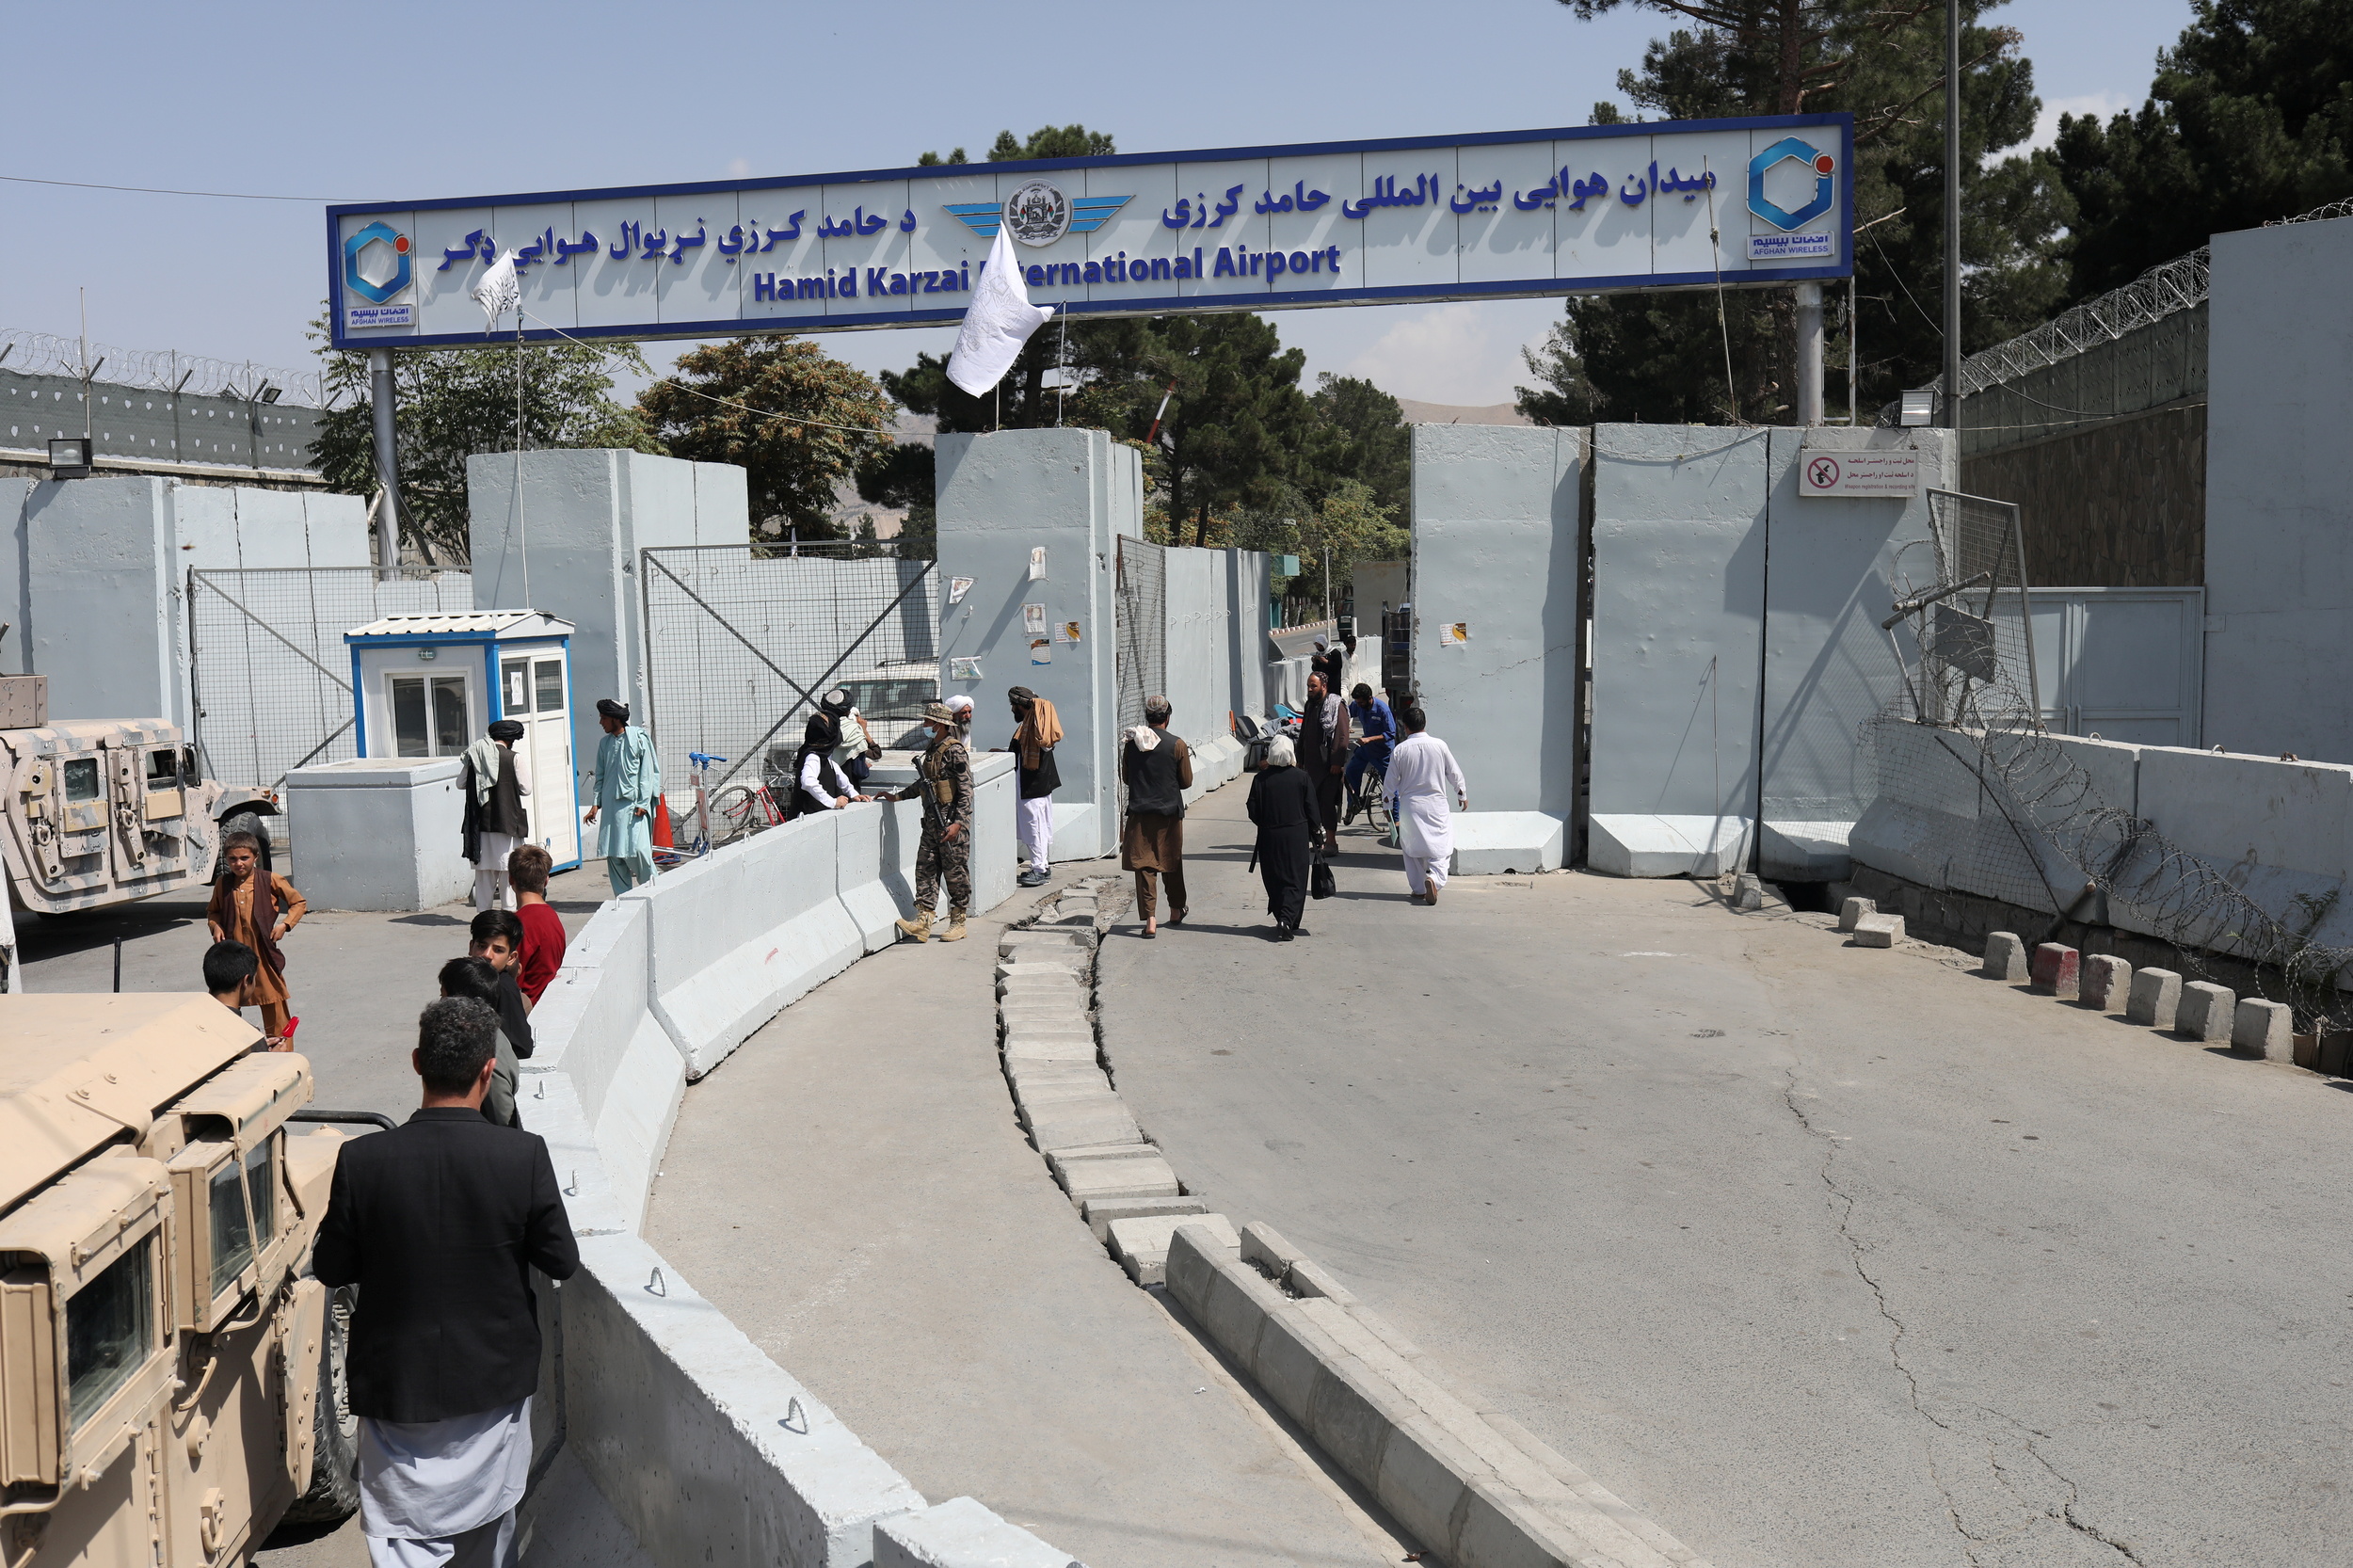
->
258, 384, 281, 405
1899, 389, 1936, 427
47, 437, 91, 473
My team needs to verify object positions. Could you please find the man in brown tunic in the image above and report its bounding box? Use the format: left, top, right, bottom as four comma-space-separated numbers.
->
1121, 695, 1193, 938
206, 830, 307, 1041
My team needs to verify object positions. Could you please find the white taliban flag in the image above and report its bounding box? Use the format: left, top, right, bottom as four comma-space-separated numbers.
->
472, 250, 521, 332
946, 228, 1055, 397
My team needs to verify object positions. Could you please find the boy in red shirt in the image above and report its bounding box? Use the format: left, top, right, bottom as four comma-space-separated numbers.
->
508, 843, 567, 1006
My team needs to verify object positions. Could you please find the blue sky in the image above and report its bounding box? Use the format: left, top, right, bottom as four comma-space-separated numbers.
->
4, 0, 2187, 408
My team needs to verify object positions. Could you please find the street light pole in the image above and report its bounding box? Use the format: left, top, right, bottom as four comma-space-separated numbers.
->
369, 348, 401, 578
1943, 0, 1963, 429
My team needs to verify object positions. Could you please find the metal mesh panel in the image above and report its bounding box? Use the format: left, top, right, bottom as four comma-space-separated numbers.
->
1113, 537, 1167, 815
188, 567, 475, 790
640, 542, 937, 793
1866, 490, 2353, 1027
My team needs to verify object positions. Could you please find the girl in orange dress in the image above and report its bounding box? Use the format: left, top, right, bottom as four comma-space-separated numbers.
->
205, 832, 307, 1040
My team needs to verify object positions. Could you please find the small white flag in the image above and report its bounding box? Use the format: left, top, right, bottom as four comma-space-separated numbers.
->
472, 250, 520, 332
946, 228, 1055, 398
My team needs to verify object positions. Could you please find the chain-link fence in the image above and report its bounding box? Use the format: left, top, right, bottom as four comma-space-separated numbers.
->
640, 542, 937, 794
1113, 537, 1168, 817
1866, 489, 2353, 1028
188, 567, 475, 790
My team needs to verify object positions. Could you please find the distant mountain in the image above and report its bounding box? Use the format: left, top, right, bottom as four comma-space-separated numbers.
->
1395, 400, 1532, 426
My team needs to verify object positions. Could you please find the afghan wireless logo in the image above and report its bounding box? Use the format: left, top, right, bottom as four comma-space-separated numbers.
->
344, 221, 413, 303
1745, 137, 1836, 231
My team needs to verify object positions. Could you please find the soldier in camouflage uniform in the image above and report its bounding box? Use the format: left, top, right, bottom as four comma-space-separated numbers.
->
894, 701, 976, 943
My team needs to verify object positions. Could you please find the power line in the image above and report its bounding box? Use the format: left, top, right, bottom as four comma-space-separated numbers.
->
0, 173, 351, 202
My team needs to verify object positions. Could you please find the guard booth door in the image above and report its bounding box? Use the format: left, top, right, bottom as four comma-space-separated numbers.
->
499, 652, 580, 871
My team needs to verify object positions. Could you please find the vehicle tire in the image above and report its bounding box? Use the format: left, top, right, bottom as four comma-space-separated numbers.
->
281, 1286, 360, 1525
710, 785, 758, 844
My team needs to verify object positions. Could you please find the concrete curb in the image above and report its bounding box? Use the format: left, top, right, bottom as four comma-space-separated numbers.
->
1164, 1223, 1713, 1568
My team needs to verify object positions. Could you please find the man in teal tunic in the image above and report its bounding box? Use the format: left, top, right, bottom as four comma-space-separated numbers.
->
584, 697, 661, 895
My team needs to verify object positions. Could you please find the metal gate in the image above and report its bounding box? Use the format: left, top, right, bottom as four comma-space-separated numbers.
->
639, 543, 937, 792
187, 567, 475, 790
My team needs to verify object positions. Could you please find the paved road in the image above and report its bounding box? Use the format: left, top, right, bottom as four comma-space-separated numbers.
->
1096, 779, 2353, 1568
649, 867, 1413, 1568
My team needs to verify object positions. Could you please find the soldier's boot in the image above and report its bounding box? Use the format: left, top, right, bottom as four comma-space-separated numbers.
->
939, 906, 969, 942
894, 911, 932, 943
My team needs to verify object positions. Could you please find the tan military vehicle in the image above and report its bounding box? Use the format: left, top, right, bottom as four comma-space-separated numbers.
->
2, 719, 227, 916
0, 993, 364, 1565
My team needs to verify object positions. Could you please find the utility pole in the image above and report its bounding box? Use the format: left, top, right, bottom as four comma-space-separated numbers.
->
1942, 0, 1963, 429
1794, 282, 1824, 424
369, 348, 401, 577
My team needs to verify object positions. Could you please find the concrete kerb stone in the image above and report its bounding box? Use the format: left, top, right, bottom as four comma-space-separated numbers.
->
1080, 1193, 1208, 1241
872, 1496, 1075, 1568
1109, 1211, 1239, 1286
1025, 1099, 1144, 1152
1983, 930, 2029, 981
2232, 997, 2293, 1061
2178, 981, 2235, 1043
1161, 1224, 1702, 1568
2030, 943, 2081, 999
2127, 967, 2183, 1029
2082, 954, 2132, 1011
1836, 896, 1876, 933
1851, 912, 1904, 948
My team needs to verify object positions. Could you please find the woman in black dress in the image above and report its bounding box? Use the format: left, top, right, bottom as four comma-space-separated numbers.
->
1246, 734, 1317, 940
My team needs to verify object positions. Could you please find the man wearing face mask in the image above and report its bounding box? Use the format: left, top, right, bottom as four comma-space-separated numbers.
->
892, 702, 976, 944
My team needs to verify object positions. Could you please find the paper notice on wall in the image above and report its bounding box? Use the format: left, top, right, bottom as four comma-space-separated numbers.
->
1058, 620, 1082, 644
1799, 444, 1922, 498
1028, 548, 1048, 581
948, 577, 974, 603
1029, 639, 1051, 665
1441, 622, 1469, 647
950, 657, 983, 680
1023, 603, 1046, 635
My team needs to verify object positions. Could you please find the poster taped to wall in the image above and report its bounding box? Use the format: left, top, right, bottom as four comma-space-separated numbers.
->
1023, 603, 1046, 635
1059, 620, 1082, 644
1441, 622, 1470, 647
1028, 548, 1048, 582
949, 577, 974, 603
951, 657, 983, 680
1030, 640, 1051, 665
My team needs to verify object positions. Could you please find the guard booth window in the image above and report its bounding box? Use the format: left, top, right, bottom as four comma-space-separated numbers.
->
391, 675, 470, 758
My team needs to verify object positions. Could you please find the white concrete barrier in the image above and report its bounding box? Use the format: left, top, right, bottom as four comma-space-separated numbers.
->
512, 788, 1079, 1568
640, 813, 864, 1079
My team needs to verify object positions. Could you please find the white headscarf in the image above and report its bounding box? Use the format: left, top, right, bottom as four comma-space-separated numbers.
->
1264, 735, 1296, 767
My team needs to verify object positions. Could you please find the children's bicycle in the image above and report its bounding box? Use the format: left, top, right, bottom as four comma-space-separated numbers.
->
653, 752, 728, 865
710, 768, 790, 844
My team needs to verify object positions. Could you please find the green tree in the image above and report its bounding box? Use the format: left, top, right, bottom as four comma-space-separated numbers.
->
636, 336, 893, 541
853, 440, 937, 558
2052, 0, 2353, 300
1302, 375, 1412, 516
310, 321, 658, 563
1523, 0, 2070, 423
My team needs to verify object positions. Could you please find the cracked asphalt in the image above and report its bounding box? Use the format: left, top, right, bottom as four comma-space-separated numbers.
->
1097, 779, 2353, 1568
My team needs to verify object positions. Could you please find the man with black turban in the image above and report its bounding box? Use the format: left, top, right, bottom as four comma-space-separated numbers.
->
585, 698, 661, 895
462, 717, 532, 911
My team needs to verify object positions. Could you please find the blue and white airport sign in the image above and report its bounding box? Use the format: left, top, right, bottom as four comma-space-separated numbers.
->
328, 114, 1851, 347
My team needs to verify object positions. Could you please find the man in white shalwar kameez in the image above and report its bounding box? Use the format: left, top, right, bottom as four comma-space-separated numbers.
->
1385, 706, 1468, 905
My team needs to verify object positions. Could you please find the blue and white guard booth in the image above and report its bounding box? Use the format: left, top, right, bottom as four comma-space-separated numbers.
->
345, 610, 582, 872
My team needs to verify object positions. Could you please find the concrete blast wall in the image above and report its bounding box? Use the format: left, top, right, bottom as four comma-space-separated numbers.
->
2202, 213, 2353, 763
1410, 423, 1947, 879
1853, 724, 2353, 967
936, 429, 1136, 860
469, 451, 749, 796
0, 475, 369, 725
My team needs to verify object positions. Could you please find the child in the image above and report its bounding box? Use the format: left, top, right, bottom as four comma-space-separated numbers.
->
467, 908, 535, 1058
508, 844, 567, 1007
205, 831, 305, 1042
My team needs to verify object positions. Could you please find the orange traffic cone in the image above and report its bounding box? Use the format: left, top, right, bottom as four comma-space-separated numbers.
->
650, 794, 675, 849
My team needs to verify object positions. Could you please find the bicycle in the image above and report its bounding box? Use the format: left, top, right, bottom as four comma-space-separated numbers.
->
709, 764, 791, 845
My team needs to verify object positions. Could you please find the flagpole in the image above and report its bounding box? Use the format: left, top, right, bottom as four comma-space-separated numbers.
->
514, 298, 531, 609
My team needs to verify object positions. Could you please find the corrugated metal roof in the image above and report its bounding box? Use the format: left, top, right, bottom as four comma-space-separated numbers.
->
344, 610, 572, 639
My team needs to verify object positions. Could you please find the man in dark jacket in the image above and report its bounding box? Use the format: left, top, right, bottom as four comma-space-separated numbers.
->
313, 997, 578, 1566
1295, 672, 1352, 851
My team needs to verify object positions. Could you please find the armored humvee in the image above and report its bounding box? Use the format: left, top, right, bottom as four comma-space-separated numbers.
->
0, 993, 360, 1565
1, 720, 227, 917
